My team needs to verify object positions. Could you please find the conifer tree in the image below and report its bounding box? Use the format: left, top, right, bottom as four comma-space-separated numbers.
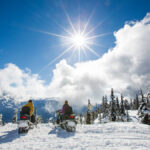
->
100, 96, 105, 118
135, 94, 139, 109
95, 103, 98, 118
80, 114, 83, 124
120, 94, 125, 115
105, 95, 108, 104
116, 97, 119, 109
147, 91, 150, 105
130, 99, 133, 110
86, 100, 91, 124
126, 110, 129, 122
102, 96, 105, 113
140, 89, 144, 103
146, 96, 149, 106
110, 88, 116, 121
12, 109, 18, 123
0, 114, 2, 126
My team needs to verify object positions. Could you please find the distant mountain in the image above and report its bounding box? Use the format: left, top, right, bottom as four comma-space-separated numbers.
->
0, 98, 60, 123
32, 98, 61, 122
0, 98, 18, 123
0, 97, 88, 123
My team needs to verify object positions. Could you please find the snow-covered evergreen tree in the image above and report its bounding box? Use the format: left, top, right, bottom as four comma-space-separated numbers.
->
135, 94, 139, 109
109, 88, 116, 121
124, 99, 130, 110
116, 97, 120, 118
120, 94, 125, 115
140, 89, 144, 103
0, 114, 2, 126
130, 99, 133, 110
86, 100, 92, 124
12, 109, 18, 123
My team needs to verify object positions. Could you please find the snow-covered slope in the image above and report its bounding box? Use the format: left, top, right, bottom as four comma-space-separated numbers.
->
0, 111, 150, 150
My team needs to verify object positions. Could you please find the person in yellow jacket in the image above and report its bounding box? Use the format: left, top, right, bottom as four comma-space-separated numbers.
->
22, 100, 34, 116
21, 100, 35, 123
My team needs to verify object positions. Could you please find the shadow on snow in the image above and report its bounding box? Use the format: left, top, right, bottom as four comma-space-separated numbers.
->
0, 129, 25, 144
49, 127, 75, 138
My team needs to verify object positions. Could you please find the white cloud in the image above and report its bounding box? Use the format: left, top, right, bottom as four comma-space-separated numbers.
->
0, 13, 150, 105
47, 13, 150, 104
0, 63, 47, 102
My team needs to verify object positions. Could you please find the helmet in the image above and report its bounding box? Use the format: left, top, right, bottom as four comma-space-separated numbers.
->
65, 100, 68, 104
28, 99, 32, 103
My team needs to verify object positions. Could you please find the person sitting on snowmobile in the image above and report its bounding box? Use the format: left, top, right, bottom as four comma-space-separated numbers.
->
62, 100, 73, 116
56, 100, 73, 124
56, 101, 76, 132
21, 99, 35, 123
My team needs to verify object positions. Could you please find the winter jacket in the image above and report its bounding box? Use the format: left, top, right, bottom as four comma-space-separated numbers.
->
62, 104, 66, 114
62, 104, 73, 115
22, 101, 34, 116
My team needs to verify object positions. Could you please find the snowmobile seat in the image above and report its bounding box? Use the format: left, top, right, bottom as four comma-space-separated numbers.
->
62, 114, 75, 120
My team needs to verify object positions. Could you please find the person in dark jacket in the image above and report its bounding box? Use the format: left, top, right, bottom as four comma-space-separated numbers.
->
62, 100, 73, 116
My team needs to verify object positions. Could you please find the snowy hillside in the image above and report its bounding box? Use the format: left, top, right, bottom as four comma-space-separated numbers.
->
0, 111, 150, 150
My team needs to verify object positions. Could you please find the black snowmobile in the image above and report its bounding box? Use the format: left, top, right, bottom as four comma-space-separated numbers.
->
55, 109, 77, 132
18, 106, 34, 133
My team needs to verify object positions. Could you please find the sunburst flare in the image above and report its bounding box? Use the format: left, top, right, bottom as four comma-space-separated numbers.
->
37, 8, 110, 72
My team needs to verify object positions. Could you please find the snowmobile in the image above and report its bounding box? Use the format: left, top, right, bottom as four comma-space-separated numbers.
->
18, 106, 34, 133
138, 102, 150, 125
55, 110, 77, 132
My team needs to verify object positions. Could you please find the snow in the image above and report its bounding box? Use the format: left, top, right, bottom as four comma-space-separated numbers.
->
0, 111, 150, 150
128, 110, 139, 122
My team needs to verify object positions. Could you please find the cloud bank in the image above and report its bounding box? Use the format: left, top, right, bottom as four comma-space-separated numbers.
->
0, 13, 150, 105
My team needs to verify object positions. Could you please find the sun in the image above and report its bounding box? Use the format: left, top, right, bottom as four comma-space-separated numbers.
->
70, 32, 87, 50
37, 8, 109, 72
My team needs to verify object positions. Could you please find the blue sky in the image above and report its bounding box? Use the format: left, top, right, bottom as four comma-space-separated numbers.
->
0, 0, 150, 83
